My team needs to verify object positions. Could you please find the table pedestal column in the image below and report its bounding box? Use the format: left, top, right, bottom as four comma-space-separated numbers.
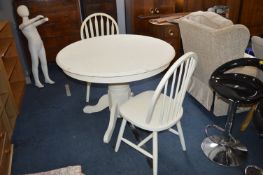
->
83, 84, 132, 143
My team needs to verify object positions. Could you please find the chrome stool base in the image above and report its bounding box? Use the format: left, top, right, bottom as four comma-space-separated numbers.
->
245, 165, 263, 175
201, 135, 248, 167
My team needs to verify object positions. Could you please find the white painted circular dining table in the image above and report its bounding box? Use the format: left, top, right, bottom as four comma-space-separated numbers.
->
56, 34, 175, 143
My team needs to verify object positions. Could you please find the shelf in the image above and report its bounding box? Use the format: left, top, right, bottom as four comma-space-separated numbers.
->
0, 22, 12, 39
0, 110, 5, 131
1, 111, 12, 139
0, 142, 13, 175
5, 41, 18, 58
2, 57, 17, 80
0, 77, 9, 105
0, 39, 12, 58
0, 92, 9, 106
7, 117, 16, 131
0, 102, 3, 114
0, 131, 7, 165
10, 81, 25, 109
0, 22, 7, 31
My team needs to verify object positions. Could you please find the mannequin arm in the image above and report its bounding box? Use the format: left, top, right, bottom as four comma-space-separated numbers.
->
19, 15, 47, 29
33, 17, 48, 27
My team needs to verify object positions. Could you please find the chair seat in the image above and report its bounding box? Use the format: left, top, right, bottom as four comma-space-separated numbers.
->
210, 73, 263, 104
119, 91, 183, 132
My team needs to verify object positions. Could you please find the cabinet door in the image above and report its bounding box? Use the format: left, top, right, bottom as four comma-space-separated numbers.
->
154, 0, 176, 15
81, 0, 117, 20
129, 0, 154, 16
183, 0, 227, 12
125, 0, 154, 34
238, 0, 263, 36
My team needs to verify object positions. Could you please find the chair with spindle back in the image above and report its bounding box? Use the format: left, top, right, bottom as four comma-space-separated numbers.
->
114, 52, 198, 175
80, 13, 119, 102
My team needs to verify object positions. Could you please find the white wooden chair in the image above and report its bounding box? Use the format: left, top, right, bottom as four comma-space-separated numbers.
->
80, 13, 119, 102
115, 52, 198, 175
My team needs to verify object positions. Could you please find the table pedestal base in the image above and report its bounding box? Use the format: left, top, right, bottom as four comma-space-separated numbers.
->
83, 84, 131, 143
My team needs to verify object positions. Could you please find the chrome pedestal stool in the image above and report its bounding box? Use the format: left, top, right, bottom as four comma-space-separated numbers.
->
201, 58, 263, 166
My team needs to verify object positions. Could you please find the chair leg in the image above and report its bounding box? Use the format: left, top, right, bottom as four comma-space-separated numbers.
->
152, 132, 158, 175
86, 82, 91, 102
176, 121, 186, 151
115, 119, 127, 152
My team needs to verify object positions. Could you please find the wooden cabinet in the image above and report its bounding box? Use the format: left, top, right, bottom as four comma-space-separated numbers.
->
0, 21, 18, 175
0, 21, 25, 114
0, 130, 13, 175
182, 0, 227, 12
235, 0, 263, 36
149, 17, 183, 60
80, 0, 117, 20
14, 0, 82, 62
125, 0, 177, 35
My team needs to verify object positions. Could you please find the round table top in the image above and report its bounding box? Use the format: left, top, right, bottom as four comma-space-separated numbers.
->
56, 34, 175, 83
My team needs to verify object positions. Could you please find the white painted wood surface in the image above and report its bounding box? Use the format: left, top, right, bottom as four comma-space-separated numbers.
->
56, 34, 175, 83
56, 34, 175, 143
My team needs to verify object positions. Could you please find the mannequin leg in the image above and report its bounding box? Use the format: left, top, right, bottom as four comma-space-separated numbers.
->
30, 48, 44, 88
39, 46, 54, 84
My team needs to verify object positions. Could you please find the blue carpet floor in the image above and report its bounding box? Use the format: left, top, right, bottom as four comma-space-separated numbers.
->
12, 64, 263, 175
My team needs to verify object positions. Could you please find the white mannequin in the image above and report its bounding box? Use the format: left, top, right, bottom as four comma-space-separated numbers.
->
17, 5, 54, 88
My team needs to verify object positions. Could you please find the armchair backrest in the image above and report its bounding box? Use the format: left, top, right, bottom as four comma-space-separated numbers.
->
179, 11, 250, 80
178, 11, 250, 116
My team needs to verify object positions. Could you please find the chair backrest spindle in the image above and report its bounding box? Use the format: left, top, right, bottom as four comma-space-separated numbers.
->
94, 16, 99, 36
106, 18, 110, 35
84, 24, 89, 38
100, 16, 104, 36
80, 13, 119, 40
89, 20, 94, 37
146, 52, 198, 125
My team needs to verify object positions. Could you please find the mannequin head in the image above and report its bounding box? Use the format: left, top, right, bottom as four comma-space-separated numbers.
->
17, 5, 29, 17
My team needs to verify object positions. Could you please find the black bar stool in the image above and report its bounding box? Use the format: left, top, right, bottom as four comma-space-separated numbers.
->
201, 58, 263, 166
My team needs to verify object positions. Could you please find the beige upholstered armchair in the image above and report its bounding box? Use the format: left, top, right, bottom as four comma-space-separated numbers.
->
252, 36, 263, 81
252, 36, 263, 59
178, 11, 252, 116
